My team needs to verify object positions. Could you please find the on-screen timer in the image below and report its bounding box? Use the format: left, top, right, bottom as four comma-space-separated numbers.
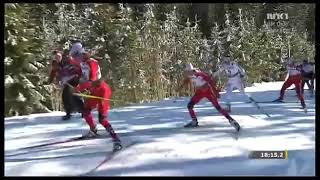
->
249, 150, 288, 159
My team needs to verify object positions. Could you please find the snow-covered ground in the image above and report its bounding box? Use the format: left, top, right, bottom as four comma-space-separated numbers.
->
5, 81, 315, 176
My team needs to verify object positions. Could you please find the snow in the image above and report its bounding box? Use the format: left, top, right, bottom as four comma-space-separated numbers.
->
5, 81, 315, 176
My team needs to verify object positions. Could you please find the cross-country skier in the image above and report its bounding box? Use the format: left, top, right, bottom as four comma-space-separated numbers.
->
212, 56, 248, 112
273, 58, 307, 112
73, 79, 122, 152
48, 50, 84, 120
300, 59, 315, 97
177, 63, 240, 132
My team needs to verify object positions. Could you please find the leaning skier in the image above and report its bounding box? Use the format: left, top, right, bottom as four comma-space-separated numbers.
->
48, 49, 84, 120
73, 79, 122, 152
274, 58, 307, 112
177, 63, 240, 132
212, 56, 248, 112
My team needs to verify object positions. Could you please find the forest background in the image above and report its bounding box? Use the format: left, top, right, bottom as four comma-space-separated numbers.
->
4, 3, 315, 117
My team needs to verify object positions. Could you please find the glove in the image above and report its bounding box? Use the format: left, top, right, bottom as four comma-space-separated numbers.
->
76, 88, 90, 95
82, 89, 91, 95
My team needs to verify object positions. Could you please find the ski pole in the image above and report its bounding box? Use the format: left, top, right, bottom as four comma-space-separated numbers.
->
73, 92, 123, 102
73, 93, 106, 100
247, 93, 271, 118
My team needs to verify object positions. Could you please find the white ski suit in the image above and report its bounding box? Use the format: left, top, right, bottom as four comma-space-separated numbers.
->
213, 61, 247, 106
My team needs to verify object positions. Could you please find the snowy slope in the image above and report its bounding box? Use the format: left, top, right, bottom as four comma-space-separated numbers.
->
5, 81, 315, 176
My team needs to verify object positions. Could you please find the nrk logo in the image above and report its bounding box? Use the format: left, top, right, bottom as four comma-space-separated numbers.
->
266, 13, 289, 21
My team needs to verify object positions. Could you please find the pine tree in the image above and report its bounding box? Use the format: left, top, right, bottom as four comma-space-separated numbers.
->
161, 5, 183, 98
139, 4, 164, 101
5, 3, 50, 116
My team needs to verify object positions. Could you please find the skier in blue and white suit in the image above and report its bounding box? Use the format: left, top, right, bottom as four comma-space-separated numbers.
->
212, 56, 248, 112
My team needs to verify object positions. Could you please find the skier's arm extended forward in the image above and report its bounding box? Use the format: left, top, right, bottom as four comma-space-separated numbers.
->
212, 67, 225, 78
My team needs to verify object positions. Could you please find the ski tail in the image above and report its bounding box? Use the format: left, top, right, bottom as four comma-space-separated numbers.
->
18, 136, 86, 150
18, 134, 105, 151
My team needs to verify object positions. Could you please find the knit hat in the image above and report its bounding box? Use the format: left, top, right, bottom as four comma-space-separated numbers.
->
69, 42, 85, 56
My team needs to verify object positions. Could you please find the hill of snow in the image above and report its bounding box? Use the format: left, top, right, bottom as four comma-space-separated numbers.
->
5, 81, 315, 176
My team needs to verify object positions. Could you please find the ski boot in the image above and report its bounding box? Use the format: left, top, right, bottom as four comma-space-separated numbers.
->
272, 98, 284, 103
229, 119, 241, 132
184, 120, 199, 128
62, 113, 72, 121
83, 128, 98, 138
112, 138, 122, 152
301, 102, 308, 114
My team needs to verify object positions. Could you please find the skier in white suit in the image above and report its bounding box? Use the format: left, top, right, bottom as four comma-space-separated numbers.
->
212, 56, 248, 112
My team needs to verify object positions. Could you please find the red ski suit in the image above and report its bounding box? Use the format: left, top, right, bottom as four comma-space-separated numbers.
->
75, 80, 118, 139
80, 58, 101, 82
76, 57, 107, 127
182, 71, 231, 121
279, 64, 305, 105
87, 58, 101, 81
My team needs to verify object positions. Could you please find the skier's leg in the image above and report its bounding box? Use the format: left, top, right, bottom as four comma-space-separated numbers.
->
301, 79, 306, 95
187, 91, 203, 121
279, 78, 293, 100
62, 85, 72, 119
82, 102, 98, 136
294, 78, 306, 109
225, 81, 234, 111
310, 76, 315, 96
311, 73, 315, 90
237, 81, 253, 104
304, 74, 313, 95
184, 91, 203, 127
73, 95, 85, 113
207, 92, 232, 119
206, 92, 240, 131
98, 100, 120, 141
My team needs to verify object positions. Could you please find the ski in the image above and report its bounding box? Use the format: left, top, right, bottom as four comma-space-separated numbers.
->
247, 100, 295, 103
6, 144, 86, 157
17, 133, 107, 151
189, 126, 241, 140
248, 96, 271, 117
81, 140, 139, 176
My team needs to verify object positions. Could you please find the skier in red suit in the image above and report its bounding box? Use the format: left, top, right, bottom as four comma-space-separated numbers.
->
274, 58, 307, 113
177, 63, 240, 132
